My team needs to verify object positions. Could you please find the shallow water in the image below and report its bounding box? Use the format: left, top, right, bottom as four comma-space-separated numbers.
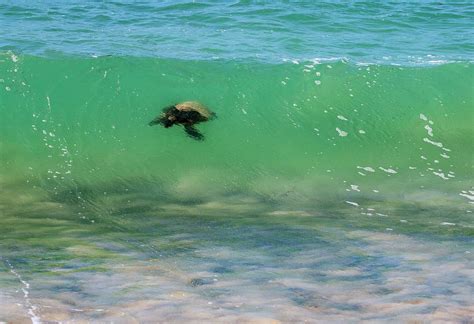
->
1, 186, 473, 322
1, 1, 474, 323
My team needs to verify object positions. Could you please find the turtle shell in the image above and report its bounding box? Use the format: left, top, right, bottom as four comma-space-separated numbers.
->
175, 101, 213, 120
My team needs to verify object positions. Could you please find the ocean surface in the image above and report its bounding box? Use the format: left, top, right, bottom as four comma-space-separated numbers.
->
1, 1, 473, 322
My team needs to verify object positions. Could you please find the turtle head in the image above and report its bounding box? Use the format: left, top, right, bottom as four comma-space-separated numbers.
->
149, 105, 178, 127
149, 114, 176, 128
162, 115, 176, 128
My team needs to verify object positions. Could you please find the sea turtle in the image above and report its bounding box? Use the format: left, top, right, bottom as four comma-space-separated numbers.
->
149, 101, 216, 140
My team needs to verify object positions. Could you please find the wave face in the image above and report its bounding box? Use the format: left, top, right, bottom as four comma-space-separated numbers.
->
1, 53, 473, 216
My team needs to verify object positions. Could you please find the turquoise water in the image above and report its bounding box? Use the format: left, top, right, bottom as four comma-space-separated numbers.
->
1, 1, 473, 63
1, 2, 473, 322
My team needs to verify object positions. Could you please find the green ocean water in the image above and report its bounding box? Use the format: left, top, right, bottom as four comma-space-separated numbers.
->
1, 53, 473, 321
1, 1, 474, 322
1, 53, 473, 211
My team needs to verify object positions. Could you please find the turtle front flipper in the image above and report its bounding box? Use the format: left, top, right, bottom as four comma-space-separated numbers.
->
184, 125, 204, 141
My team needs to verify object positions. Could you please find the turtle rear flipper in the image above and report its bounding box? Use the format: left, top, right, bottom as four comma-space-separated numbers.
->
184, 125, 204, 141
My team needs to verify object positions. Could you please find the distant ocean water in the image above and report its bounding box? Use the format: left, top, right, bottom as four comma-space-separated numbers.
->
1, 1, 473, 64
1, 1, 473, 322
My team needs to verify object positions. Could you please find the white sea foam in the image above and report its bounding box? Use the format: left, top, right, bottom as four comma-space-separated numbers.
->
345, 201, 359, 207
424, 125, 434, 137
350, 185, 360, 192
460, 192, 474, 201
378, 167, 397, 174
336, 128, 348, 137
5, 260, 41, 323
423, 137, 443, 148
357, 166, 375, 173
433, 171, 449, 180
